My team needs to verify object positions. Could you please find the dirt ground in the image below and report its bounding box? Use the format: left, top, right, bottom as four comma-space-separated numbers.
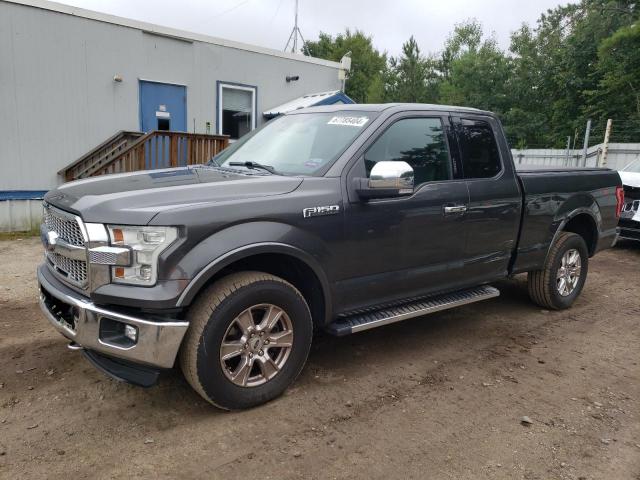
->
0, 238, 639, 480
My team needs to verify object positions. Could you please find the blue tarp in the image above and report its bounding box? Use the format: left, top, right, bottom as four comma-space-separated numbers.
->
0, 190, 48, 201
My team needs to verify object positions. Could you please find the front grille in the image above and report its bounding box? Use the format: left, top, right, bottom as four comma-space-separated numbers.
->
44, 205, 85, 246
622, 200, 639, 214
47, 252, 88, 285
43, 204, 88, 288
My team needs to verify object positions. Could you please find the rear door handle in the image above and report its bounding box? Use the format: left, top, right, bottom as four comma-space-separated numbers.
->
443, 205, 467, 214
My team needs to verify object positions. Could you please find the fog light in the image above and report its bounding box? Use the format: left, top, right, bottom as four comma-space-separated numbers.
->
124, 324, 138, 342
99, 318, 138, 348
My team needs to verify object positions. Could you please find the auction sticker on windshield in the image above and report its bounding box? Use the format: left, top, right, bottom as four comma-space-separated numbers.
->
327, 116, 369, 127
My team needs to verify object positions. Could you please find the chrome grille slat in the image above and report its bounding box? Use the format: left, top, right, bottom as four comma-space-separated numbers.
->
43, 204, 88, 288
47, 252, 87, 285
44, 205, 85, 246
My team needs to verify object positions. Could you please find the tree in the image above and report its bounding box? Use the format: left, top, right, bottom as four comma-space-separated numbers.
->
305, 1, 640, 147
586, 22, 640, 141
304, 30, 387, 103
508, 0, 639, 146
440, 20, 483, 79
386, 36, 438, 103
438, 21, 510, 116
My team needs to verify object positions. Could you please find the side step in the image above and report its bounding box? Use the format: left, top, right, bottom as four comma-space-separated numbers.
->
326, 285, 500, 336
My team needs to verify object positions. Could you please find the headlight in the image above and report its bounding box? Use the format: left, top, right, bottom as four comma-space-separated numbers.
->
107, 226, 177, 286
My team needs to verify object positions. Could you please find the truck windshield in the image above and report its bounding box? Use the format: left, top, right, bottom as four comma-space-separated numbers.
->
210, 112, 374, 175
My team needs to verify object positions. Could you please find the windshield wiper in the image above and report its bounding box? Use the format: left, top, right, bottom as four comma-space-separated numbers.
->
228, 161, 278, 174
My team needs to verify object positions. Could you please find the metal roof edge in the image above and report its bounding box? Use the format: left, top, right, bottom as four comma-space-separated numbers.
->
2, 0, 344, 69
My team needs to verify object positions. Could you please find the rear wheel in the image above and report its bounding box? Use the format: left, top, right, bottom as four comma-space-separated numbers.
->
180, 271, 313, 410
527, 232, 589, 310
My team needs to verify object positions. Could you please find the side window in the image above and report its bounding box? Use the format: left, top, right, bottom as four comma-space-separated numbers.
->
364, 118, 452, 186
458, 120, 502, 179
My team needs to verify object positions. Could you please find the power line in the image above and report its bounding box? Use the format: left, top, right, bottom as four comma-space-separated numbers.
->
268, 0, 286, 26
194, 0, 254, 28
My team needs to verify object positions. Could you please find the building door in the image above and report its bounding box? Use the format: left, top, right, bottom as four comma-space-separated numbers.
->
139, 80, 187, 132
139, 81, 187, 168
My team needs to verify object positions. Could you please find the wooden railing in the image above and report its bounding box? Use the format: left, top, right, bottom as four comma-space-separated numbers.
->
60, 131, 229, 181
60, 130, 145, 182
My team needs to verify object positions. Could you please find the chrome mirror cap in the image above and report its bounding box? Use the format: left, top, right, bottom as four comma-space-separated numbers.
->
369, 161, 414, 192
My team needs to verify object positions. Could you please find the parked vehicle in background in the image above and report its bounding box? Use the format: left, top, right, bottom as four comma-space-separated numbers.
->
618, 159, 640, 241
37, 104, 623, 410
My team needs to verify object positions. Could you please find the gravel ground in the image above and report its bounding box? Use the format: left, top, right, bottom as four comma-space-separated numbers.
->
0, 237, 639, 480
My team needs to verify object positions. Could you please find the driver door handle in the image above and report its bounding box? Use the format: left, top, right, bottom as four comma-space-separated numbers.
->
443, 205, 467, 214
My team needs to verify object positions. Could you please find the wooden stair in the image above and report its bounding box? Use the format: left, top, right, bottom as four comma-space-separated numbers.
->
60, 130, 229, 182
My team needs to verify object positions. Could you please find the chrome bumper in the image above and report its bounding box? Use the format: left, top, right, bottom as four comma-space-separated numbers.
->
37, 265, 189, 369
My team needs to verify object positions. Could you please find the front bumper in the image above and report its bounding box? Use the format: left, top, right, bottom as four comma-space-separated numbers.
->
37, 264, 189, 369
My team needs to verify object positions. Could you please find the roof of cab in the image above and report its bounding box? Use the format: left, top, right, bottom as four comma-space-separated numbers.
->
286, 103, 492, 116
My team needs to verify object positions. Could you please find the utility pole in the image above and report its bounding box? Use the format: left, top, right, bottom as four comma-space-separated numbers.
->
600, 118, 613, 167
581, 119, 591, 167
284, 0, 306, 54
565, 136, 571, 166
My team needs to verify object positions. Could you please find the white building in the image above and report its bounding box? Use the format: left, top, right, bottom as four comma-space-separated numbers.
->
0, 0, 349, 231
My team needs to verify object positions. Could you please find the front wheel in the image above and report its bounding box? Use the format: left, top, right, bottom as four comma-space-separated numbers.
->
527, 232, 589, 310
180, 271, 313, 410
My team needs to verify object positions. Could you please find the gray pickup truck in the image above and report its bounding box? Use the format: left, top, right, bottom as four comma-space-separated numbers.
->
37, 104, 623, 409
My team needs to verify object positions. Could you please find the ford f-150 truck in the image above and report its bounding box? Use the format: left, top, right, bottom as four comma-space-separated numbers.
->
37, 104, 624, 410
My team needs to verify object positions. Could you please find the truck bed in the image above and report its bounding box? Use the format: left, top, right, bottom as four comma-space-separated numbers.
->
512, 167, 621, 274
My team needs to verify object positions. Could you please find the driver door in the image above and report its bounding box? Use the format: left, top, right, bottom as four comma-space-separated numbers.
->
335, 114, 470, 313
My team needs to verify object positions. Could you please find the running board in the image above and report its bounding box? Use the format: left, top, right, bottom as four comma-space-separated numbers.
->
326, 285, 500, 336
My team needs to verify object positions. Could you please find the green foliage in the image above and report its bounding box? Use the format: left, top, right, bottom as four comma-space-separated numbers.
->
386, 36, 438, 103
587, 21, 640, 141
306, 1, 640, 147
438, 21, 510, 113
304, 30, 387, 103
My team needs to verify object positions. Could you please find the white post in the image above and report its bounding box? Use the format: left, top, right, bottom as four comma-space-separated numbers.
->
581, 119, 591, 167
600, 118, 612, 167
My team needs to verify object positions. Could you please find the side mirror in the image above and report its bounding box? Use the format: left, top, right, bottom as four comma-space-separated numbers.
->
355, 161, 414, 200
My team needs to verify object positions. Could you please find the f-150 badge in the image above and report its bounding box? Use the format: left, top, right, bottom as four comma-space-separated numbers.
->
302, 205, 340, 218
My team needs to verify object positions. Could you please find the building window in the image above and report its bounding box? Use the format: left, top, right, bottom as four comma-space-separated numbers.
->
218, 82, 257, 140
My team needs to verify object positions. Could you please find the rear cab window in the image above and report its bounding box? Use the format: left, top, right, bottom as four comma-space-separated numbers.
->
457, 119, 502, 179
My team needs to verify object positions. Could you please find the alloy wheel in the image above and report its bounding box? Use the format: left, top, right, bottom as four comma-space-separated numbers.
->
219, 304, 294, 387
556, 248, 582, 297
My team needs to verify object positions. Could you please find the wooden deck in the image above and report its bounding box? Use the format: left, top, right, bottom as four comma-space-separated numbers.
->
59, 131, 229, 181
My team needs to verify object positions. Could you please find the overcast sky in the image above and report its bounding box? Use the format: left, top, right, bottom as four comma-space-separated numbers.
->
56, 0, 575, 56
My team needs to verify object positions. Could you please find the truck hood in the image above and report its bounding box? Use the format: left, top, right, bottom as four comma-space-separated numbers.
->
44, 166, 303, 224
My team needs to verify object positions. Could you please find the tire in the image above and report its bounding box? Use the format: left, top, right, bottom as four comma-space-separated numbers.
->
180, 271, 313, 410
527, 232, 589, 310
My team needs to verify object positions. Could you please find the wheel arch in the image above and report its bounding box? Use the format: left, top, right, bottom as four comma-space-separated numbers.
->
546, 206, 600, 264
176, 242, 332, 327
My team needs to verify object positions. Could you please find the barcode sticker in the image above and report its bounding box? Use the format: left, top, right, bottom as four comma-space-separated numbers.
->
327, 116, 369, 127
